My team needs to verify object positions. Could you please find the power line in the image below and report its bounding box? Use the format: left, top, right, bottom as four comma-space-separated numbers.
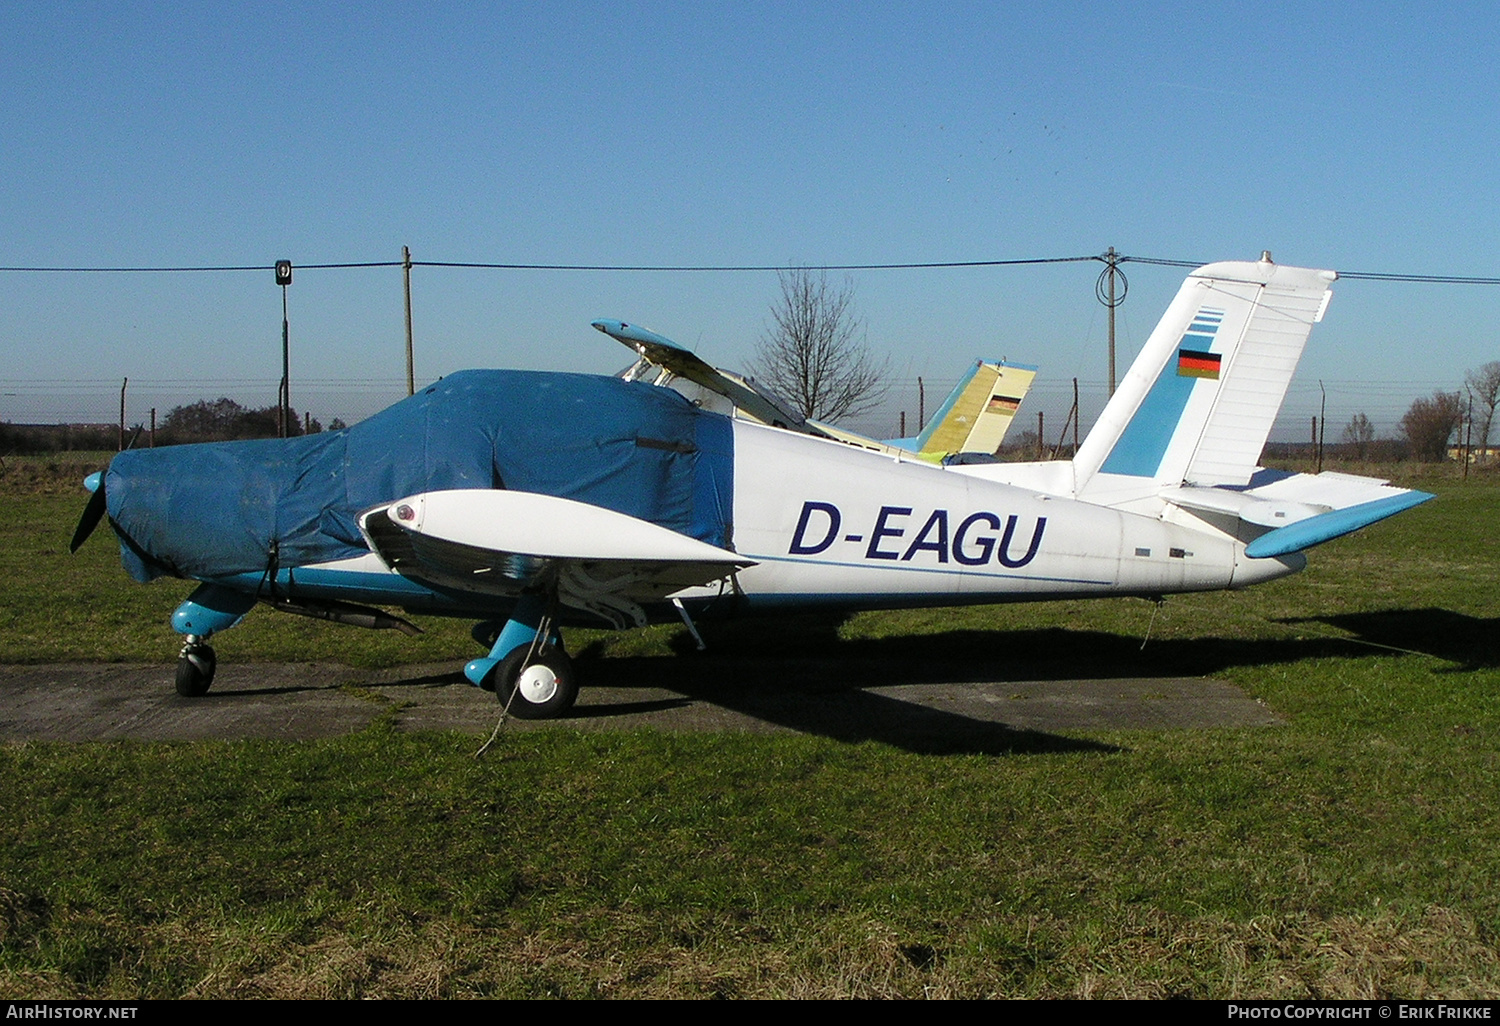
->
0, 255, 1099, 274
5, 252, 1500, 285
1116, 255, 1500, 286
1336, 270, 1500, 285
414, 255, 1100, 271
1117, 256, 1201, 268
0, 261, 401, 273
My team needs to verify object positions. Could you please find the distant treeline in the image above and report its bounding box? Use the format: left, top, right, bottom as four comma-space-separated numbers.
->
1, 398, 347, 454
995, 435, 1425, 464
1261, 439, 1414, 462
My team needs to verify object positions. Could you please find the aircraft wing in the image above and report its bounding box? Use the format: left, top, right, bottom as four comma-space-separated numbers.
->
358, 489, 754, 627
803, 419, 911, 456
592, 319, 821, 433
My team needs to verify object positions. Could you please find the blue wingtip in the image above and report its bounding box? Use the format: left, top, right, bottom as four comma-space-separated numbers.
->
83, 471, 102, 494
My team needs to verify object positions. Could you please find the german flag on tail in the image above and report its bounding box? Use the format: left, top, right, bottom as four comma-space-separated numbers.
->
1177, 349, 1221, 379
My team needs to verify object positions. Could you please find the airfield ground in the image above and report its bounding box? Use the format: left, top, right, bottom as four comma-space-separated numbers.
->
1, 457, 1497, 998
0, 661, 1280, 742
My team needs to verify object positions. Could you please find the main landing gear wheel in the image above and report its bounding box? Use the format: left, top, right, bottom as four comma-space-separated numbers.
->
175, 642, 217, 697
493, 645, 577, 720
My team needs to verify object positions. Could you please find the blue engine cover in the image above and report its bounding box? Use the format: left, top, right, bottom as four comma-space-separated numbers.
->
105, 371, 735, 582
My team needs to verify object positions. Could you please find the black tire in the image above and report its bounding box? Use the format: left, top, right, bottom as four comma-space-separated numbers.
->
493, 645, 577, 719
175, 644, 216, 697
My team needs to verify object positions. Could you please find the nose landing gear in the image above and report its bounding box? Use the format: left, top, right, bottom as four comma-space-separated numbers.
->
493, 643, 577, 719
465, 588, 579, 719
176, 637, 217, 697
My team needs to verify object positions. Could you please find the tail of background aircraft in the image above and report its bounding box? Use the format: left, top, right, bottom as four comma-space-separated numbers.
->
1073, 256, 1336, 499
906, 360, 1037, 460
809, 359, 1036, 460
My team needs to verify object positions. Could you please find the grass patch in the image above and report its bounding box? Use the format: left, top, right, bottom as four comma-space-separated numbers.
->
1, 472, 1498, 996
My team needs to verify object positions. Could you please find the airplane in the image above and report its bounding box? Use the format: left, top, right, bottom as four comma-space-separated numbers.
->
592, 316, 1036, 461
70, 255, 1433, 719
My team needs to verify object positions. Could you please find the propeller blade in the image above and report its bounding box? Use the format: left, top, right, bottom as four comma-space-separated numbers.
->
69, 475, 108, 553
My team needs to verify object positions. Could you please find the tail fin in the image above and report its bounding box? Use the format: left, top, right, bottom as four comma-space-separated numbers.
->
1075, 257, 1336, 495
911, 360, 1036, 459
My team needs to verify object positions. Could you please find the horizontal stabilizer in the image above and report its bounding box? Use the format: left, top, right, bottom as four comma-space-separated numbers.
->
1160, 485, 1328, 528
1244, 491, 1433, 558
1162, 469, 1433, 557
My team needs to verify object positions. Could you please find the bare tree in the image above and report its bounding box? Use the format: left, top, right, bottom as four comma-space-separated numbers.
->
1400, 390, 1463, 462
752, 269, 889, 423
1466, 361, 1500, 454
1342, 412, 1375, 459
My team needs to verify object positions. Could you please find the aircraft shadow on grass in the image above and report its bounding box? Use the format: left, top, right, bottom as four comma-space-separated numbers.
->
369, 651, 1115, 757
1280, 608, 1499, 672
175, 605, 1462, 762
544, 610, 1389, 754
206, 607, 1477, 756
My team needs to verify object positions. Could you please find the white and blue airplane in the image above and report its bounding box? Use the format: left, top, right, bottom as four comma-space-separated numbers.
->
71, 256, 1432, 718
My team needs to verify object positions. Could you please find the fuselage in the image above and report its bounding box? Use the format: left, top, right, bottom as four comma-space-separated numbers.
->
679, 419, 1301, 612
101, 370, 1302, 630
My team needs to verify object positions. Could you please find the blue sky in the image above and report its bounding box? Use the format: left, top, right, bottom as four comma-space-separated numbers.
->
3, 3, 1498, 438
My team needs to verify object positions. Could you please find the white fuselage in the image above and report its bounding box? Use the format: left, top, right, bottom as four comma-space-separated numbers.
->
682, 420, 1300, 609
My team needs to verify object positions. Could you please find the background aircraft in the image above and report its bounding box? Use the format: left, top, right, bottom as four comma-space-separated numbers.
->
72, 256, 1431, 718
592, 317, 1035, 461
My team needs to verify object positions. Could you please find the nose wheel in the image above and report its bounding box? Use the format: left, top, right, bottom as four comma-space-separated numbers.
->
493, 645, 577, 719
175, 638, 217, 697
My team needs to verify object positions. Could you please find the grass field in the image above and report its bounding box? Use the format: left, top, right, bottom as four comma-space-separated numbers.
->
1, 455, 1498, 997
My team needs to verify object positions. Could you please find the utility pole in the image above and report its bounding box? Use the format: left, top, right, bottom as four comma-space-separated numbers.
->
1096, 247, 1127, 397
1465, 390, 1474, 482
118, 378, 127, 451
1317, 381, 1327, 473
403, 245, 415, 396
275, 260, 292, 438
1072, 376, 1079, 454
